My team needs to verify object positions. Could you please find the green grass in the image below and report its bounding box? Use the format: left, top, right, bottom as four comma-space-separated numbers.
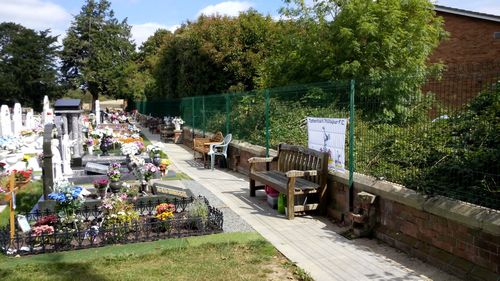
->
0, 180, 43, 226
141, 133, 152, 147
0, 232, 310, 281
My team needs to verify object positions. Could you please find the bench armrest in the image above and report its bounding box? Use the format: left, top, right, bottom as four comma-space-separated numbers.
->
286, 170, 317, 178
248, 157, 276, 164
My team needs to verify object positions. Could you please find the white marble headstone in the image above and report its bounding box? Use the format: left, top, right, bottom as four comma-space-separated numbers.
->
25, 109, 34, 129
95, 100, 101, 125
0, 105, 12, 137
12, 103, 22, 136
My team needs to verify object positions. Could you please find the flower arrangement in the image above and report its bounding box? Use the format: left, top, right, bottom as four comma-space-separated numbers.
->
48, 180, 84, 218
34, 215, 58, 227
107, 163, 121, 182
142, 163, 158, 181
172, 117, 184, 130
121, 142, 139, 156
147, 144, 160, 155
31, 225, 54, 237
85, 138, 95, 148
135, 141, 146, 153
155, 203, 175, 221
93, 178, 109, 190
13, 169, 32, 183
101, 194, 139, 226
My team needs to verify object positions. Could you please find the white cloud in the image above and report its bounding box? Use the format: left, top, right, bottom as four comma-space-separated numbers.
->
0, 0, 71, 32
131, 22, 179, 48
196, 1, 253, 17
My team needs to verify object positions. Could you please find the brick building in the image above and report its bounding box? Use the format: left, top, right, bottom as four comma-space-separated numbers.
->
424, 5, 500, 108
430, 5, 500, 67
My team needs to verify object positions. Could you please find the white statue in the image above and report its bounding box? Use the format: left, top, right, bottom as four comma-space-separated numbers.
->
61, 134, 74, 176
172, 117, 184, 131
51, 139, 64, 181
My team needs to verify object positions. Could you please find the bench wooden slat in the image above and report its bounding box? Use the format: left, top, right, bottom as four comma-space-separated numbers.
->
249, 143, 329, 219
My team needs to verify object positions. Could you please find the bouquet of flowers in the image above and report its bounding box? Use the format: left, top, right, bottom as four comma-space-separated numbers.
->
147, 144, 160, 155
121, 142, 139, 156
93, 178, 109, 190
142, 163, 158, 181
48, 180, 84, 217
85, 138, 95, 148
136, 141, 146, 153
155, 203, 175, 221
107, 163, 121, 182
13, 169, 32, 183
101, 194, 139, 227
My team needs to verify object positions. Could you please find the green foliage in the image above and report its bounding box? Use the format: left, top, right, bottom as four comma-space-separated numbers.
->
0, 23, 60, 111
263, 0, 446, 123
60, 0, 135, 101
154, 10, 276, 99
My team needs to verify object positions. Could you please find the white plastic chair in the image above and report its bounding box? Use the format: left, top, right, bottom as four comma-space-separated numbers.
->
208, 134, 232, 170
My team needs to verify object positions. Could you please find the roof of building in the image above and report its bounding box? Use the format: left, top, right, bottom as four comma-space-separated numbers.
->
434, 5, 500, 23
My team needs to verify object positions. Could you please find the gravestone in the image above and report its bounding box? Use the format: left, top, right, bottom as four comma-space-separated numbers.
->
25, 109, 34, 129
0, 105, 12, 137
84, 162, 108, 175
12, 103, 22, 135
95, 100, 101, 125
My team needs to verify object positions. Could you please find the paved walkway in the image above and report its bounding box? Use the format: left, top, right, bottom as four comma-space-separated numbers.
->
143, 129, 458, 281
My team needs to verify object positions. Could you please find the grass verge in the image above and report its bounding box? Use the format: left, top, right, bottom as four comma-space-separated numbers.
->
0, 232, 312, 281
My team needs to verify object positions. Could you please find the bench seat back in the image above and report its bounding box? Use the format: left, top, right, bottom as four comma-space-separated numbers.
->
277, 143, 329, 187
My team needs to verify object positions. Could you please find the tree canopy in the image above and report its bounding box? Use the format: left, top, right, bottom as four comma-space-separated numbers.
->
60, 0, 134, 103
0, 22, 59, 111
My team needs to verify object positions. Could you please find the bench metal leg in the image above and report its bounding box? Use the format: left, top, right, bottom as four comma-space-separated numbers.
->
249, 179, 256, 197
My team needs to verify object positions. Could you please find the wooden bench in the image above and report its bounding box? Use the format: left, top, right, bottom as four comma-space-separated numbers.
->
249, 144, 329, 219
193, 131, 224, 166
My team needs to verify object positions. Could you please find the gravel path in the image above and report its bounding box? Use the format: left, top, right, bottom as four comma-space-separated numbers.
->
181, 179, 254, 233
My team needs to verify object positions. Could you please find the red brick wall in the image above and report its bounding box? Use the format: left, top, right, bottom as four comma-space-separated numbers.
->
329, 177, 500, 280
430, 12, 500, 65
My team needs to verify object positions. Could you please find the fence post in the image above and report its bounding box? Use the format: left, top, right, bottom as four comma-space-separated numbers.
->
191, 97, 195, 139
349, 79, 355, 212
265, 90, 270, 157
202, 96, 206, 137
225, 94, 230, 135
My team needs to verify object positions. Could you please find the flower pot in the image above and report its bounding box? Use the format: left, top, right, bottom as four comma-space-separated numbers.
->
152, 154, 161, 166
97, 188, 107, 199
109, 180, 121, 193
100, 142, 109, 156
87, 146, 94, 155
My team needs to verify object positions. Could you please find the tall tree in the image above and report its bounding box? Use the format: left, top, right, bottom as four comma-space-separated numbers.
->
264, 0, 446, 123
0, 22, 59, 111
60, 0, 134, 106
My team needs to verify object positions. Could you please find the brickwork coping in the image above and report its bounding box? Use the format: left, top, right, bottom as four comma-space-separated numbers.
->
331, 171, 500, 236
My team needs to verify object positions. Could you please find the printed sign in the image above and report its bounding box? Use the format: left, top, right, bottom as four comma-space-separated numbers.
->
307, 117, 347, 172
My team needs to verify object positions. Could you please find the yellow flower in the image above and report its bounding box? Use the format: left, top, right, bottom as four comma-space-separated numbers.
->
22, 154, 31, 162
160, 158, 171, 166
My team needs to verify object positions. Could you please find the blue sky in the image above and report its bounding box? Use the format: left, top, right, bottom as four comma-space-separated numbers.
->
1, 0, 499, 47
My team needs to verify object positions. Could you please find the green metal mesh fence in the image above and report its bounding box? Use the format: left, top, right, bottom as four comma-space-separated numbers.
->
135, 74, 499, 210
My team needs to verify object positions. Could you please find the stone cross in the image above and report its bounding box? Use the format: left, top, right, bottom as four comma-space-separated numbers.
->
0, 105, 12, 137
12, 103, 22, 135
95, 100, 101, 125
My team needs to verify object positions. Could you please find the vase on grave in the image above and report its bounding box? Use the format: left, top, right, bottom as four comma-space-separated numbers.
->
100, 136, 111, 156
109, 180, 121, 193
152, 153, 161, 167
87, 146, 94, 155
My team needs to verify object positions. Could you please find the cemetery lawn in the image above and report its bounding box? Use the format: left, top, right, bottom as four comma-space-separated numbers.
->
0, 232, 310, 281
0, 181, 43, 226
